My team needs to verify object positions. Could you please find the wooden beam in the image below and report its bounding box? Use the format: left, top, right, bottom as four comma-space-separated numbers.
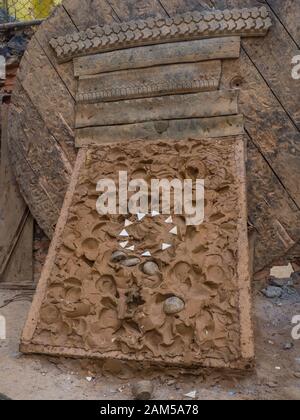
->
74, 37, 241, 77
76, 115, 244, 146
75, 90, 239, 127
77, 61, 221, 103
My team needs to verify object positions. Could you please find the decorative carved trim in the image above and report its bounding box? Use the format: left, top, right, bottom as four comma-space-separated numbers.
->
50, 7, 272, 63
76, 61, 221, 103
77, 78, 219, 104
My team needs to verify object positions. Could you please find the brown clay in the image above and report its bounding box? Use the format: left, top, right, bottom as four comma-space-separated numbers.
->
21, 137, 253, 369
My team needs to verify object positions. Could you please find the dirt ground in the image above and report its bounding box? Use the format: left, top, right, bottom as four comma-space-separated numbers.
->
0, 278, 299, 400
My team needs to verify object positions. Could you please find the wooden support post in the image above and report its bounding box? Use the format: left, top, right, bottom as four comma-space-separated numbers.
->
0, 104, 34, 289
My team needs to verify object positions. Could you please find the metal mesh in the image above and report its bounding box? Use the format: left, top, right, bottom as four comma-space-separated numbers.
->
0, 0, 62, 22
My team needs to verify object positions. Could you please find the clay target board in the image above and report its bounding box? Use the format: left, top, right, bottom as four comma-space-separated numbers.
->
21, 137, 253, 369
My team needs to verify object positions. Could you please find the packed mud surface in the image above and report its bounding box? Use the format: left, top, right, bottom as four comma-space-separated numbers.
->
21, 138, 252, 368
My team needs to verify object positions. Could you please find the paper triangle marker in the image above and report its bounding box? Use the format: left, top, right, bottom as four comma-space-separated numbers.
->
119, 229, 129, 237
141, 251, 151, 257
162, 243, 172, 251
119, 241, 129, 249
165, 216, 173, 224
137, 213, 146, 221
125, 220, 133, 227
126, 245, 135, 251
151, 211, 160, 217
169, 226, 178, 235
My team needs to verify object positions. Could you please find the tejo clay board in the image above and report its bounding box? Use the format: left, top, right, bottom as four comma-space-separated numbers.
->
21, 137, 253, 369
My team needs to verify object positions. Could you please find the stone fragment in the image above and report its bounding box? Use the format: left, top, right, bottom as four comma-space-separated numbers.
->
283, 342, 294, 350
269, 276, 293, 288
261, 286, 282, 299
132, 381, 153, 400
111, 251, 127, 262
143, 261, 159, 276
122, 258, 140, 267
164, 296, 185, 314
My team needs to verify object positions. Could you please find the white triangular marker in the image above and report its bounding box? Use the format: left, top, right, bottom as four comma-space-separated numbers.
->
184, 391, 197, 399
119, 229, 129, 237
137, 213, 146, 221
141, 251, 151, 257
119, 241, 129, 249
169, 226, 178, 235
162, 243, 172, 251
126, 245, 135, 251
151, 210, 160, 217
165, 216, 173, 224
125, 220, 133, 227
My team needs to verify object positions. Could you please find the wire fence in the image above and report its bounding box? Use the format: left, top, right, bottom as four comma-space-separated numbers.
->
0, 0, 62, 23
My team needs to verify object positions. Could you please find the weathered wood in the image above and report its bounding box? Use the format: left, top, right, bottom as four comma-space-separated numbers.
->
221, 51, 300, 209
1, 212, 34, 287
63, 0, 116, 30
76, 90, 239, 127
76, 114, 244, 146
246, 138, 300, 270
49, 6, 271, 62
74, 37, 241, 77
206, 0, 300, 130
8, 80, 71, 238
0, 105, 33, 286
18, 37, 76, 163
77, 61, 221, 103
107, 0, 166, 20
266, 0, 300, 46
34, 5, 79, 98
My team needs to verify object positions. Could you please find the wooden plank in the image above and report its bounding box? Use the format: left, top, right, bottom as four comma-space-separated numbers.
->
63, 0, 116, 30
205, 0, 300, 129
1, 213, 34, 287
77, 61, 222, 103
9, 81, 71, 238
75, 90, 239, 127
74, 37, 241, 77
246, 138, 300, 271
0, 105, 33, 286
18, 37, 76, 163
76, 115, 244, 146
267, 0, 300, 46
107, 0, 166, 20
34, 5, 79, 98
221, 51, 300, 209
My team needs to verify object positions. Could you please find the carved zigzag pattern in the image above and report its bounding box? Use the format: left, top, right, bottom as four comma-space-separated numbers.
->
50, 7, 272, 63
77, 78, 219, 103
